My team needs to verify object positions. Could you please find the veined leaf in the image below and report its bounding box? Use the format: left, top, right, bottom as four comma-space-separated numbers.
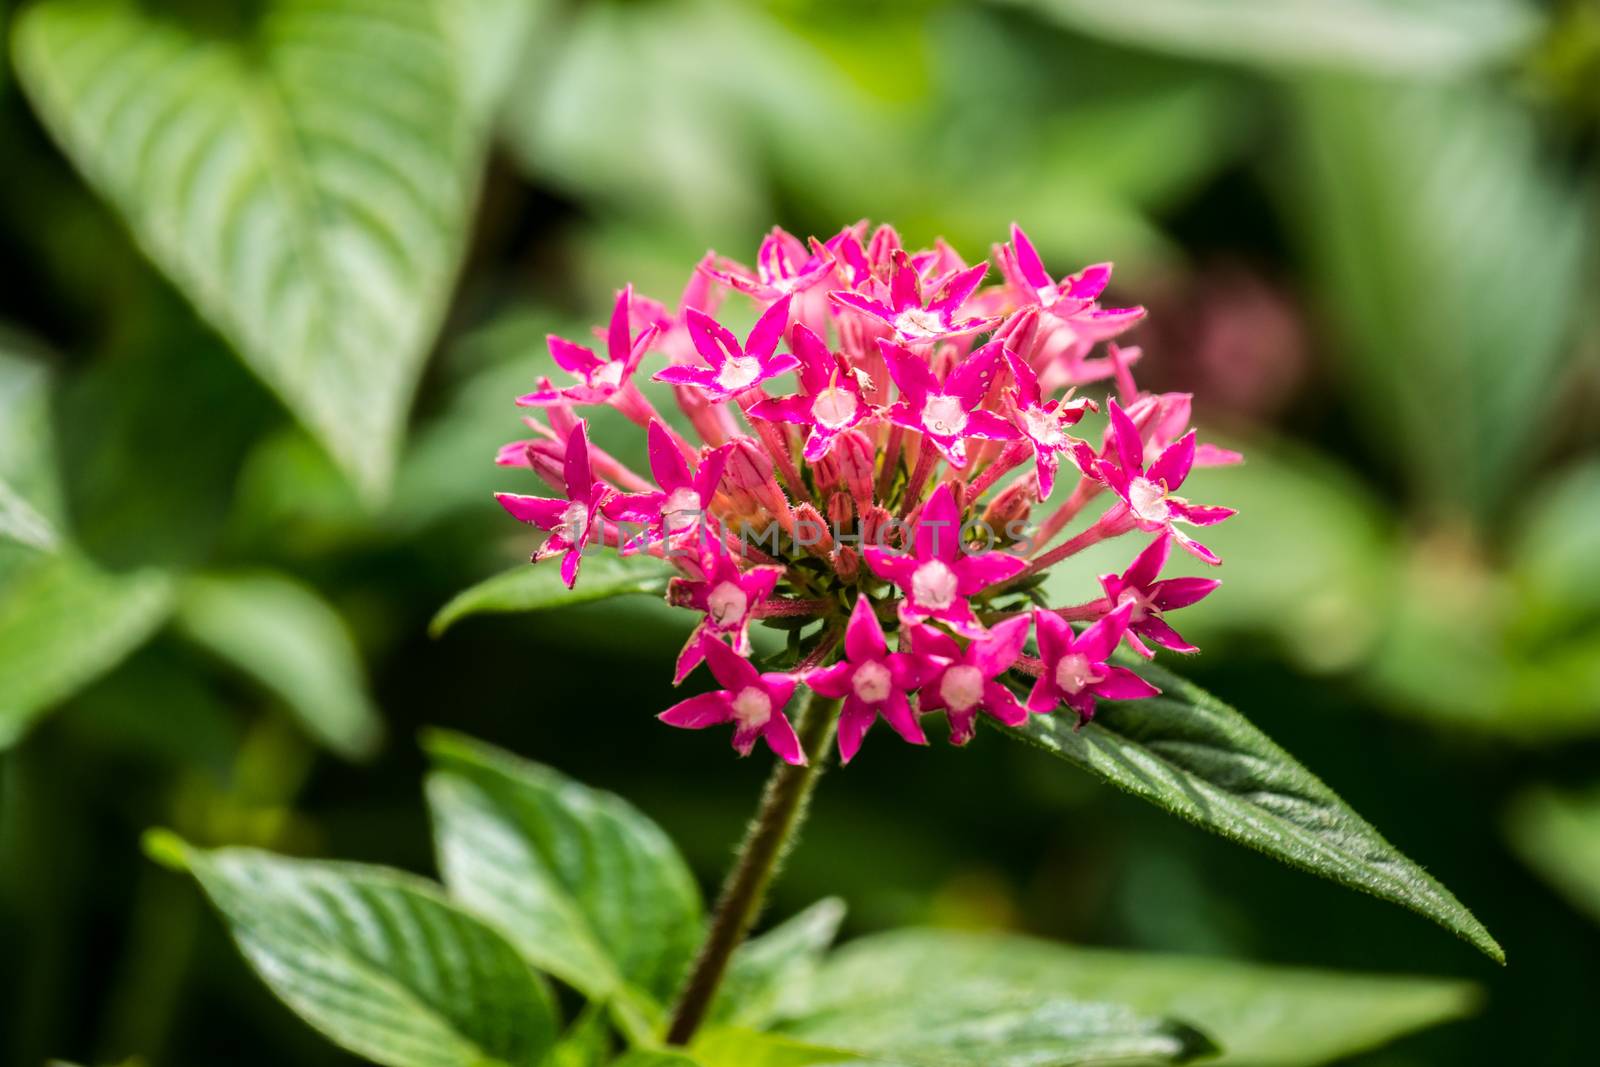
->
1002, 660, 1502, 962
431, 555, 678, 636
13, 0, 514, 500
999, 0, 1541, 76
711, 898, 847, 1029
797, 930, 1479, 1066
1508, 785, 1600, 927
779, 988, 1215, 1066
158, 836, 559, 1067
690, 1029, 866, 1067
424, 731, 702, 1008
173, 570, 382, 760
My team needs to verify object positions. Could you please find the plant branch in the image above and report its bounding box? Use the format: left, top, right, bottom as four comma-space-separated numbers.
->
663, 687, 841, 1046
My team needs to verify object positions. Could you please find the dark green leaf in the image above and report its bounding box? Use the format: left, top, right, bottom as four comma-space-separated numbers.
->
431, 555, 678, 636
173, 570, 382, 760
161, 835, 559, 1067
13, 0, 517, 499
797, 930, 1478, 1065
1002, 660, 1502, 962
424, 731, 702, 1009
711, 898, 846, 1029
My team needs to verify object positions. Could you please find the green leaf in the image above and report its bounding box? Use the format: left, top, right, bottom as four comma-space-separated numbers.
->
1002, 659, 1502, 962
779, 987, 1215, 1066
609, 1054, 705, 1067
1508, 785, 1600, 927
690, 1029, 865, 1067
423, 731, 703, 1008
1000, 0, 1541, 76
167, 838, 559, 1067
797, 930, 1480, 1066
1287, 77, 1587, 523
0, 547, 173, 749
0, 343, 61, 550
710, 898, 846, 1029
13, 0, 510, 500
173, 570, 382, 760
431, 555, 678, 637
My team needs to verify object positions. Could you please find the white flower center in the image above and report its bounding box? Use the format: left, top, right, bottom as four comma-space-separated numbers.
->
1054, 653, 1101, 695
717, 355, 763, 392
1116, 587, 1156, 624
1128, 477, 1171, 525
811, 386, 859, 429
939, 665, 984, 712
732, 686, 772, 729
1021, 405, 1065, 447
894, 307, 945, 340
922, 394, 969, 438
852, 660, 892, 703
911, 560, 959, 610
560, 501, 589, 543
706, 581, 749, 626
591, 361, 626, 390
662, 486, 702, 535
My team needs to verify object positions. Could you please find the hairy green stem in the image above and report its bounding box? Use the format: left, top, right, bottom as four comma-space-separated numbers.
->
664, 689, 841, 1046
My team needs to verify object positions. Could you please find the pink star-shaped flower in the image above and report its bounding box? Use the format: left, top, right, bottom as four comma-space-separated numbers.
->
668, 542, 783, 683
1027, 603, 1160, 723
997, 225, 1144, 339
605, 420, 729, 553
495, 421, 612, 589
747, 323, 869, 462
1094, 398, 1235, 565
864, 483, 1027, 637
907, 615, 1032, 745
1005, 348, 1095, 498
1099, 533, 1220, 657
659, 635, 803, 764
701, 227, 835, 302
804, 596, 941, 764
880, 338, 1018, 468
517, 288, 659, 407
831, 250, 996, 345
652, 295, 799, 399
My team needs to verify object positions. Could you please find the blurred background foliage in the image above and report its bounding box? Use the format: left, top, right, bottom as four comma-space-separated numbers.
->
2, 0, 1600, 1064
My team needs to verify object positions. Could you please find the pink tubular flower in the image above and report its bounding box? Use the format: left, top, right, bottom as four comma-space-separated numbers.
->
864, 483, 1027, 637
881, 338, 1018, 468
803, 596, 940, 763
492, 221, 1239, 764
494, 421, 611, 589
832, 250, 996, 345
1005, 348, 1094, 498
1028, 603, 1160, 723
660, 635, 804, 764
908, 615, 1032, 745
668, 543, 783, 683
1100, 533, 1221, 656
653, 295, 799, 399
606, 420, 730, 551
1095, 398, 1236, 565
747, 323, 868, 461
518, 288, 658, 407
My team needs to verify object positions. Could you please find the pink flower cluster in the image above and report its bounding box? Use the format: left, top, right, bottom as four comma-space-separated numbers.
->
497, 223, 1239, 765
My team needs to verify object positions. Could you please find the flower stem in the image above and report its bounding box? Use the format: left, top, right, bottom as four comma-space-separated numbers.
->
664, 688, 841, 1046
